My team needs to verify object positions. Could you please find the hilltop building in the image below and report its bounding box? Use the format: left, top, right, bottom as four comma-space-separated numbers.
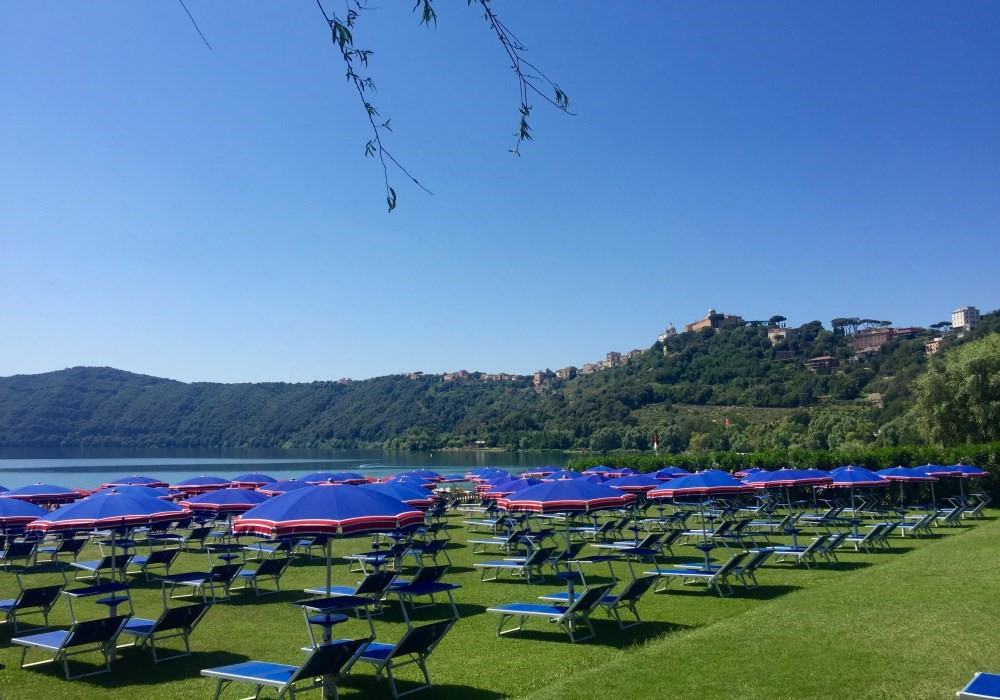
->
768, 326, 797, 345
555, 366, 577, 380
806, 356, 839, 372
685, 308, 745, 333
952, 306, 980, 333
851, 327, 894, 354
658, 322, 677, 343
443, 370, 469, 382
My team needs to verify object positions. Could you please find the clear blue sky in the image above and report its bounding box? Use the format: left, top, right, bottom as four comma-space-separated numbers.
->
2, 2, 998, 384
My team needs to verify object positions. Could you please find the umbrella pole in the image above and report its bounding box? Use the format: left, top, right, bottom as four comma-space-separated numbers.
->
325, 538, 333, 598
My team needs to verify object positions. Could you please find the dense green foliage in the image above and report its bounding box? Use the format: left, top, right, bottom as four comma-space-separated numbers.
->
1, 316, 996, 452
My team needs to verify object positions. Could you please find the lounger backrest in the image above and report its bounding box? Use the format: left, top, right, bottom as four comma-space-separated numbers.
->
66, 614, 131, 648
253, 557, 289, 577
57, 538, 87, 555
524, 547, 556, 566
566, 584, 615, 616
15, 584, 64, 610
146, 548, 180, 567
661, 530, 684, 546
2, 542, 36, 558
713, 552, 749, 578
355, 571, 397, 596
209, 563, 244, 583
292, 637, 369, 681
742, 548, 773, 571
616, 575, 657, 603
803, 535, 829, 555
826, 532, 849, 550
410, 565, 449, 585
388, 619, 455, 659
712, 521, 733, 536
156, 602, 211, 633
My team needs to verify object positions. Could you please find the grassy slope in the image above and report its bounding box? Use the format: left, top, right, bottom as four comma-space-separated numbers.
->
0, 513, 996, 699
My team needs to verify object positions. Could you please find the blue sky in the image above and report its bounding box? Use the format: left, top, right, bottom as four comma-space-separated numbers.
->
2, 2, 998, 384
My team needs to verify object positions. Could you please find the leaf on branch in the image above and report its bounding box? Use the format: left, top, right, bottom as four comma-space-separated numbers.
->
365, 140, 377, 158
414, 0, 438, 27
554, 86, 570, 111
331, 20, 353, 50
387, 187, 397, 213
365, 102, 379, 117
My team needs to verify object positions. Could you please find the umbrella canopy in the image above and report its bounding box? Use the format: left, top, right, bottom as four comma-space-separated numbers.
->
230, 472, 277, 488
181, 488, 270, 513
877, 467, 938, 507
735, 467, 763, 478
397, 469, 444, 481
652, 467, 690, 480
172, 476, 232, 494
298, 471, 340, 485
581, 466, 615, 475
0, 498, 48, 528
323, 472, 370, 485
233, 485, 425, 538
102, 475, 169, 488
542, 469, 583, 481
949, 464, 989, 478
361, 481, 436, 509
604, 474, 662, 493
521, 467, 557, 478
258, 480, 311, 496
827, 467, 889, 487
497, 479, 637, 515
94, 485, 173, 499
233, 485, 425, 597
649, 470, 754, 499
914, 464, 960, 476
744, 468, 832, 488
481, 477, 542, 498
1, 482, 84, 505
876, 467, 937, 483
28, 489, 188, 533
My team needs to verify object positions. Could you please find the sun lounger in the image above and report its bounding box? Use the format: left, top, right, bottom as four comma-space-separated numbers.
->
202, 637, 368, 700
13, 614, 131, 680
71, 554, 133, 583
732, 548, 773, 588
0, 541, 39, 569
474, 546, 554, 584
120, 601, 211, 662
487, 584, 614, 643
159, 562, 244, 602
128, 548, 180, 581
539, 576, 657, 629
644, 551, 748, 597
387, 565, 461, 625
772, 534, 829, 568
0, 582, 65, 633
957, 671, 1000, 699
231, 556, 291, 595
34, 537, 87, 566
357, 619, 456, 698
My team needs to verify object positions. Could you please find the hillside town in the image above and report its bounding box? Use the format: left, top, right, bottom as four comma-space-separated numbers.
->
425, 305, 984, 387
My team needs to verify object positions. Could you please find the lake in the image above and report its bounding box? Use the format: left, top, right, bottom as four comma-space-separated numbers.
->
0, 447, 571, 490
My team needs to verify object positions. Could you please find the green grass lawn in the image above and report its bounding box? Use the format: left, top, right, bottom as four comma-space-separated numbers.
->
1, 511, 997, 700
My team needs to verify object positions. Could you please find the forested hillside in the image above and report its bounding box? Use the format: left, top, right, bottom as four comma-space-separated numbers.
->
2, 315, 997, 452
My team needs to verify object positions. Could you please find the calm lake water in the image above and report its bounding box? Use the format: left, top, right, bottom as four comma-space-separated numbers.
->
0, 447, 570, 490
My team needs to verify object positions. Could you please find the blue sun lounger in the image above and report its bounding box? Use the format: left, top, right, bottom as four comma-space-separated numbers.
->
487, 584, 614, 643
13, 614, 132, 680
202, 637, 369, 700
644, 551, 748, 597
958, 672, 1000, 699
357, 619, 456, 699
0, 582, 65, 633
120, 601, 212, 663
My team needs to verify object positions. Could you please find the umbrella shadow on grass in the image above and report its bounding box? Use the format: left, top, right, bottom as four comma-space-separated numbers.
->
34, 649, 247, 688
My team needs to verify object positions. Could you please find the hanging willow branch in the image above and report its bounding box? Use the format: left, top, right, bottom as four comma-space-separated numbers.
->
316, 0, 571, 211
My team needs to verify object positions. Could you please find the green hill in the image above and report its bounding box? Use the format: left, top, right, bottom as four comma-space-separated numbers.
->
1, 315, 997, 451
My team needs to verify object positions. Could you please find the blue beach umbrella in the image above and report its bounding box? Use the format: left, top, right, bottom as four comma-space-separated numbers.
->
28, 490, 188, 584
397, 469, 444, 481
231, 472, 277, 489
542, 470, 582, 481
650, 470, 754, 568
298, 471, 340, 485
0, 498, 48, 530
258, 480, 310, 496
604, 474, 662, 494
521, 467, 557, 478
172, 476, 232, 494
233, 485, 425, 597
361, 481, 437, 509
481, 478, 542, 498
877, 467, 937, 507
95, 485, 173, 499
652, 467, 690, 480
1, 482, 84, 506
180, 488, 270, 514
582, 466, 615, 475
103, 475, 169, 488
826, 467, 889, 526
